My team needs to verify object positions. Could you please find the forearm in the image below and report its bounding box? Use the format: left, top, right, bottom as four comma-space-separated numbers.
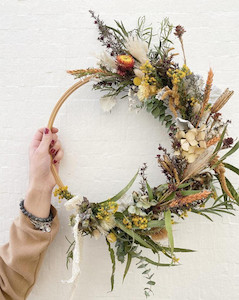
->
24, 183, 53, 219
0, 205, 59, 300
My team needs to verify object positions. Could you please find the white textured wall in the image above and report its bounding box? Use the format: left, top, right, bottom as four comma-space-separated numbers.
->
1, 1, 239, 299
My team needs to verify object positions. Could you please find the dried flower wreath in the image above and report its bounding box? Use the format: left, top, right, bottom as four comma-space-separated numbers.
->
48, 11, 239, 297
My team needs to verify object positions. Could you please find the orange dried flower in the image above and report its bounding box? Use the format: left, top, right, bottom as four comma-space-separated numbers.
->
116, 55, 134, 70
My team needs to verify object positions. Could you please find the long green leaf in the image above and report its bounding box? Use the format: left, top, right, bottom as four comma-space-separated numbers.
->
138, 255, 174, 267
101, 170, 138, 204
219, 141, 239, 162
147, 220, 165, 229
123, 252, 132, 281
213, 125, 227, 153
225, 177, 239, 204
106, 239, 116, 291
164, 210, 174, 255
146, 181, 153, 200
180, 190, 202, 196
171, 247, 195, 253
224, 163, 239, 176
116, 221, 155, 251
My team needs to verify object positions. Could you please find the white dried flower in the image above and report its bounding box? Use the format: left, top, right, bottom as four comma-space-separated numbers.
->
155, 87, 169, 101
175, 117, 194, 131
100, 96, 117, 112
64, 195, 83, 211
118, 194, 134, 212
96, 51, 117, 72
92, 229, 101, 240
99, 215, 116, 232
125, 36, 149, 64
134, 68, 144, 78
128, 88, 142, 112
128, 205, 147, 216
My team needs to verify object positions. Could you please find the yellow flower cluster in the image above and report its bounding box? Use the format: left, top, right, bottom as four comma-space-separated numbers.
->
96, 201, 118, 220
132, 215, 148, 229
140, 60, 155, 73
179, 209, 191, 218
53, 186, 73, 202
133, 60, 159, 101
190, 96, 199, 106
123, 217, 133, 229
167, 64, 192, 85
172, 255, 180, 263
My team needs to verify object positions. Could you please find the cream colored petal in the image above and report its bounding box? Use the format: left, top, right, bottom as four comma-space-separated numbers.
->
189, 139, 198, 147
179, 131, 186, 139
196, 131, 206, 141
188, 146, 197, 154
199, 124, 206, 131
188, 154, 197, 163
186, 130, 196, 142
194, 147, 205, 155
182, 151, 190, 158
181, 140, 190, 151
174, 150, 181, 156
199, 140, 207, 148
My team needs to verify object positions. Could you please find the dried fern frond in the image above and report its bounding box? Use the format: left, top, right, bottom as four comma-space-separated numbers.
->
211, 88, 234, 113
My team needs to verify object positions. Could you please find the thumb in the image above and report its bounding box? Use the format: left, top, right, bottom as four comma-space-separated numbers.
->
39, 127, 53, 152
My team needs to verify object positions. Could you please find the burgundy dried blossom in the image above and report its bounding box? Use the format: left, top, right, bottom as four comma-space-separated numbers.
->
212, 112, 222, 121
222, 137, 234, 149
174, 25, 186, 39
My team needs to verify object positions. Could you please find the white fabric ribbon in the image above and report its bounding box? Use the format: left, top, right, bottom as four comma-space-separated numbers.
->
61, 213, 83, 300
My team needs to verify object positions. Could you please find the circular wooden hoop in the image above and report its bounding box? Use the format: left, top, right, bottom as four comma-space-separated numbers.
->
47, 75, 93, 188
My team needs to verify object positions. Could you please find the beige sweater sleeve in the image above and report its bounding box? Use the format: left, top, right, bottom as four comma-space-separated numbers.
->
0, 205, 60, 300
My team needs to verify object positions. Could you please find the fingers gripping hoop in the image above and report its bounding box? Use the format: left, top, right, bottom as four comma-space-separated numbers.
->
47, 76, 93, 188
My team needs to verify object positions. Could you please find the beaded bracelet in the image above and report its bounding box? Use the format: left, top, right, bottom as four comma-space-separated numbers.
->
19, 199, 53, 222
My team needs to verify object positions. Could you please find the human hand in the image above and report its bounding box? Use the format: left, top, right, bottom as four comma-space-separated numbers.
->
28, 127, 64, 193
24, 127, 64, 218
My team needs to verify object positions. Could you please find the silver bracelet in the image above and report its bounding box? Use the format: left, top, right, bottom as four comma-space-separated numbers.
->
19, 199, 53, 232
29, 218, 52, 232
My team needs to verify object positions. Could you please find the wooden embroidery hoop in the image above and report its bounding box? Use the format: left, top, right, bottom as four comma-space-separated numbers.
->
47, 76, 93, 188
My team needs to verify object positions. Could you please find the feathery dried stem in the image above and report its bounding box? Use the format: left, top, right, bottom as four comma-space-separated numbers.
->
169, 97, 178, 117
211, 88, 234, 114
196, 68, 214, 127
149, 228, 168, 241
67, 68, 108, 76
169, 190, 211, 208
210, 156, 235, 200
206, 136, 220, 148
173, 168, 180, 184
